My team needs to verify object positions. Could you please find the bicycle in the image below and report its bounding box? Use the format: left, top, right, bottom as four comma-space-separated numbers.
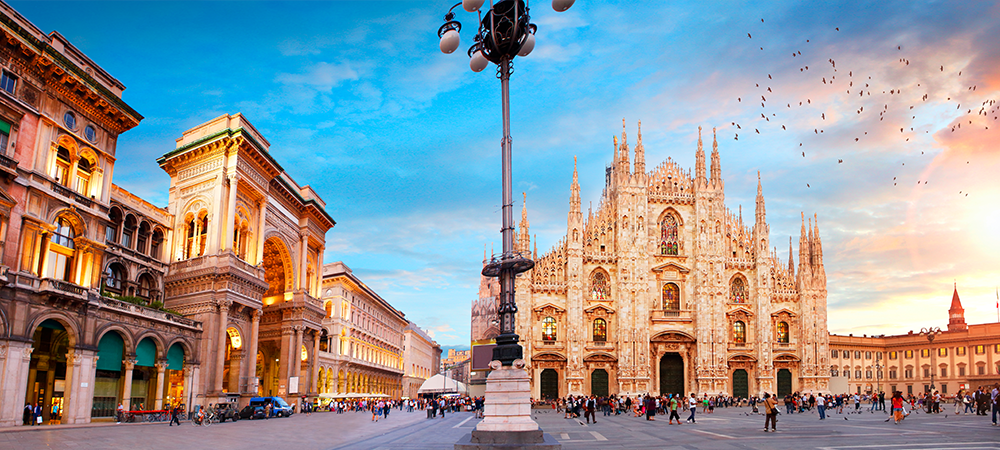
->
191, 411, 216, 427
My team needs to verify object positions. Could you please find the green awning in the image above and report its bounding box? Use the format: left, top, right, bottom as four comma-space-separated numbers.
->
96, 332, 124, 372
167, 343, 184, 371
136, 338, 156, 367
0, 119, 10, 135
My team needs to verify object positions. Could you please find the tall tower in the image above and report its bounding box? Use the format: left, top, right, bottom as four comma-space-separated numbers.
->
948, 284, 967, 332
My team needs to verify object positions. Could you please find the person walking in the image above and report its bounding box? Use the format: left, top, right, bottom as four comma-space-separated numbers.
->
584, 396, 596, 424
891, 391, 906, 424
686, 393, 697, 423
265, 402, 272, 420
169, 404, 181, 426
816, 394, 827, 420
116, 402, 124, 424
762, 393, 777, 432
992, 384, 1000, 426
667, 394, 682, 425
32, 402, 43, 426
22, 403, 32, 426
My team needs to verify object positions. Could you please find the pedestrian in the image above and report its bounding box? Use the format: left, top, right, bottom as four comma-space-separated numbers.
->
23, 403, 32, 426
762, 393, 777, 432
816, 393, 826, 420
891, 391, 906, 424
687, 393, 697, 423
116, 402, 124, 424
668, 394, 681, 424
992, 384, 1000, 426
265, 402, 272, 420
584, 396, 596, 424
32, 402, 43, 426
169, 404, 181, 426
644, 395, 656, 421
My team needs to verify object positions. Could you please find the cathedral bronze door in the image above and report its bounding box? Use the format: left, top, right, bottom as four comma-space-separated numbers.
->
777, 369, 792, 396
732, 369, 749, 398
659, 353, 684, 395
591, 369, 609, 397
540, 369, 559, 400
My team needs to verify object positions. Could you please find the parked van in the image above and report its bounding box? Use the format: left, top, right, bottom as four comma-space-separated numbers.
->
248, 397, 294, 417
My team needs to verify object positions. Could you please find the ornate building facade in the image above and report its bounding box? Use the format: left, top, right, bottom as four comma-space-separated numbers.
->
315, 262, 406, 399
830, 286, 1000, 396
401, 320, 441, 399
508, 122, 830, 399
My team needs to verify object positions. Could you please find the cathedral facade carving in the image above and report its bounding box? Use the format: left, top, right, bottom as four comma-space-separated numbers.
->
506, 121, 830, 399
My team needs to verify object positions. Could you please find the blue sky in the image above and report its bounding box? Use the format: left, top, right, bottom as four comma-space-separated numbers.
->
15, 1, 1000, 346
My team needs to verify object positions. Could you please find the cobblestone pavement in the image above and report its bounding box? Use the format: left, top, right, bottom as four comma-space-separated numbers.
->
1, 406, 998, 449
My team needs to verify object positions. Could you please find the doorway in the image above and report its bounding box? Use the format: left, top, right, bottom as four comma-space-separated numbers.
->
591, 369, 609, 397
732, 369, 749, 398
659, 353, 684, 395
777, 369, 792, 396
539, 369, 559, 400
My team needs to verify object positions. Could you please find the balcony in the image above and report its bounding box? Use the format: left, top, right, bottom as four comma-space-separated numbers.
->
583, 251, 616, 264
50, 181, 94, 209
534, 340, 564, 351
651, 309, 694, 323
38, 277, 87, 300
95, 294, 201, 331
0, 152, 17, 179
585, 340, 615, 351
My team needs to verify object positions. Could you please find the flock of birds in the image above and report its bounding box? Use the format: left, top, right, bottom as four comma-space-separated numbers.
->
729, 18, 996, 196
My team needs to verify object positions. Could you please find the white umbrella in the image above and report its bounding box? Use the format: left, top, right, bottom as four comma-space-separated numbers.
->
417, 374, 469, 395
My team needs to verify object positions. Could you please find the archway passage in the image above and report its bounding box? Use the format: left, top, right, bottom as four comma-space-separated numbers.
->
26, 319, 70, 424
539, 369, 559, 400
777, 369, 792, 397
93, 331, 126, 418
262, 238, 289, 305
732, 369, 749, 398
659, 353, 684, 395
591, 369, 609, 397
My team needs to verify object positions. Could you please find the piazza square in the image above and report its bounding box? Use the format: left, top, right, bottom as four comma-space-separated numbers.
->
0, 0, 999, 449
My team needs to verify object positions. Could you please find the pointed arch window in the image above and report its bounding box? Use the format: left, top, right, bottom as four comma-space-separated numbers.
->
593, 318, 607, 342
730, 276, 748, 303
662, 283, 680, 310
542, 316, 557, 341
733, 321, 746, 344
776, 321, 789, 344
660, 214, 679, 255
590, 271, 610, 300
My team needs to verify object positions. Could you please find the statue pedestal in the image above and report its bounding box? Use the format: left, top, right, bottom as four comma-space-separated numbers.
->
455, 361, 560, 450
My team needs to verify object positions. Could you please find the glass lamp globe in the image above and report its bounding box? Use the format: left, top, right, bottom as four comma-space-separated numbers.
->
552, 0, 575, 12
463, 0, 486, 12
470, 51, 489, 72
518, 33, 536, 57
440, 29, 460, 54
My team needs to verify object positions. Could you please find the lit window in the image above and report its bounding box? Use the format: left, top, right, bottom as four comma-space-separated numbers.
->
542, 317, 556, 341
0, 70, 16, 94
730, 276, 748, 303
920, 349, 930, 358
956, 347, 966, 356
53, 147, 71, 185
938, 348, 947, 357
975, 345, 985, 355
905, 350, 913, 358
662, 283, 679, 310
776, 322, 789, 344
593, 318, 607, 342
659, 214, 679, 255
889, 351, 897, 359
75, 158, 93, 196
590, 271, 610, 300
46, 217, 76, 282
733, 321, 746, 344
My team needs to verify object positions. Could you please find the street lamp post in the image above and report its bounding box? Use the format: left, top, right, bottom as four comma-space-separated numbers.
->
439, 1, 574, 447
919, 327, 942, 393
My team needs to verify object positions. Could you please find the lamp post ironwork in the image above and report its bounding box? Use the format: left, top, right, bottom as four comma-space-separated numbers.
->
437, 0, 575, 367
919, 327, 942, 393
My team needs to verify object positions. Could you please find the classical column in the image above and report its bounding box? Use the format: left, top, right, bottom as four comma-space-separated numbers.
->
297, 234, 308, 290
208, 173, 226, 254
183, 366, 195, 414
256, 201, 267, 265
224, 174, 239, 251
228, 351, 244, 394
310, 331, 320, 393
154, 362, 167, 409
214, 299, 232, 394
0, 342, 33, 427
294, 326, 304, 381
246, 309, 261, 395
121, 358, 136, 410
63, 349, 98, 424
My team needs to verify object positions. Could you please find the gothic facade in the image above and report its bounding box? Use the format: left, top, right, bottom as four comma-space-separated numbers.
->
508, 121, 830, 399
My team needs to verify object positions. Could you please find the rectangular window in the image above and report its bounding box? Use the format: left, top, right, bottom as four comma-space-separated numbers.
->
941, 384, 947, 394
978, 365, 986, 375
889, 351, 898, 359
889, 370, 897, 379
920, 349, 930, 358
923, 368, 930, 378
0, 119, 9, 156
0, 70, 16, 94
855, 370, 862, 379
907, 385, 913, 395
831, 350, 838, 358
959, 366, 966, 376
877, 352, 883, 360
938, 348, 947, 357
995, 344, 1000, 353
940, 367, 947, 377
905, 350, 913, 358
855, 351, 861, 359
956, 347, 966, 356
866, 370, 872, 379
890, 384, 897, 393
975, 345, 985, 354
865, 351, 872, 359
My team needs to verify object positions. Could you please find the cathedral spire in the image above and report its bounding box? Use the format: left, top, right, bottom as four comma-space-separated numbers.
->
518, 192, 530, 253
619, 118, 630, 177
570, 156, 581, 213
755, 171, 766, 224
634, 120, 645, 176
695, 126, 707, 186
788, 236, 795, 277
798, 212, 810, 276
813, 213, 823, 265
710, 127, 722, 185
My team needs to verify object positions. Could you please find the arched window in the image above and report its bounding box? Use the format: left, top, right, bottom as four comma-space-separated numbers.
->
659, 214, 679, 255
593, 318, 607, 342
137, 221, 150, 254
730, 276, 748, 303
107, 207, 122, 244
137, 272, 155, 301
590, 271, 610, 300
542, 317, 556, 341
53, 147, 71, 186
104, 263, 126, 295
121, 214, 136, 249
46, 217, 76, 282
150, 229, 164, 260
662, 283, 680, 310
75, 157, 92, 196
776, 321, 789, 343
733, 321, 746, 344
184, 213, 209, 259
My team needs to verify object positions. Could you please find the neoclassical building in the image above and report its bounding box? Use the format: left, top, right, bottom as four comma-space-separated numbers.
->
315, 262, 407, 398
830, 286, 1000, 396
402, 321, 441, 399
508, 122, 830, 399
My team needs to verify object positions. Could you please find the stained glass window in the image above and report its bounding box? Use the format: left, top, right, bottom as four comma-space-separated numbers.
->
730, 276, 748, 303
733, 321, 746, 344
662, 283, 680, 310
777, 321, 789, 343
542, 317, 557, 341
593, 318, 607, 342
660, 214, 679, 255
590, 271, 610, 300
